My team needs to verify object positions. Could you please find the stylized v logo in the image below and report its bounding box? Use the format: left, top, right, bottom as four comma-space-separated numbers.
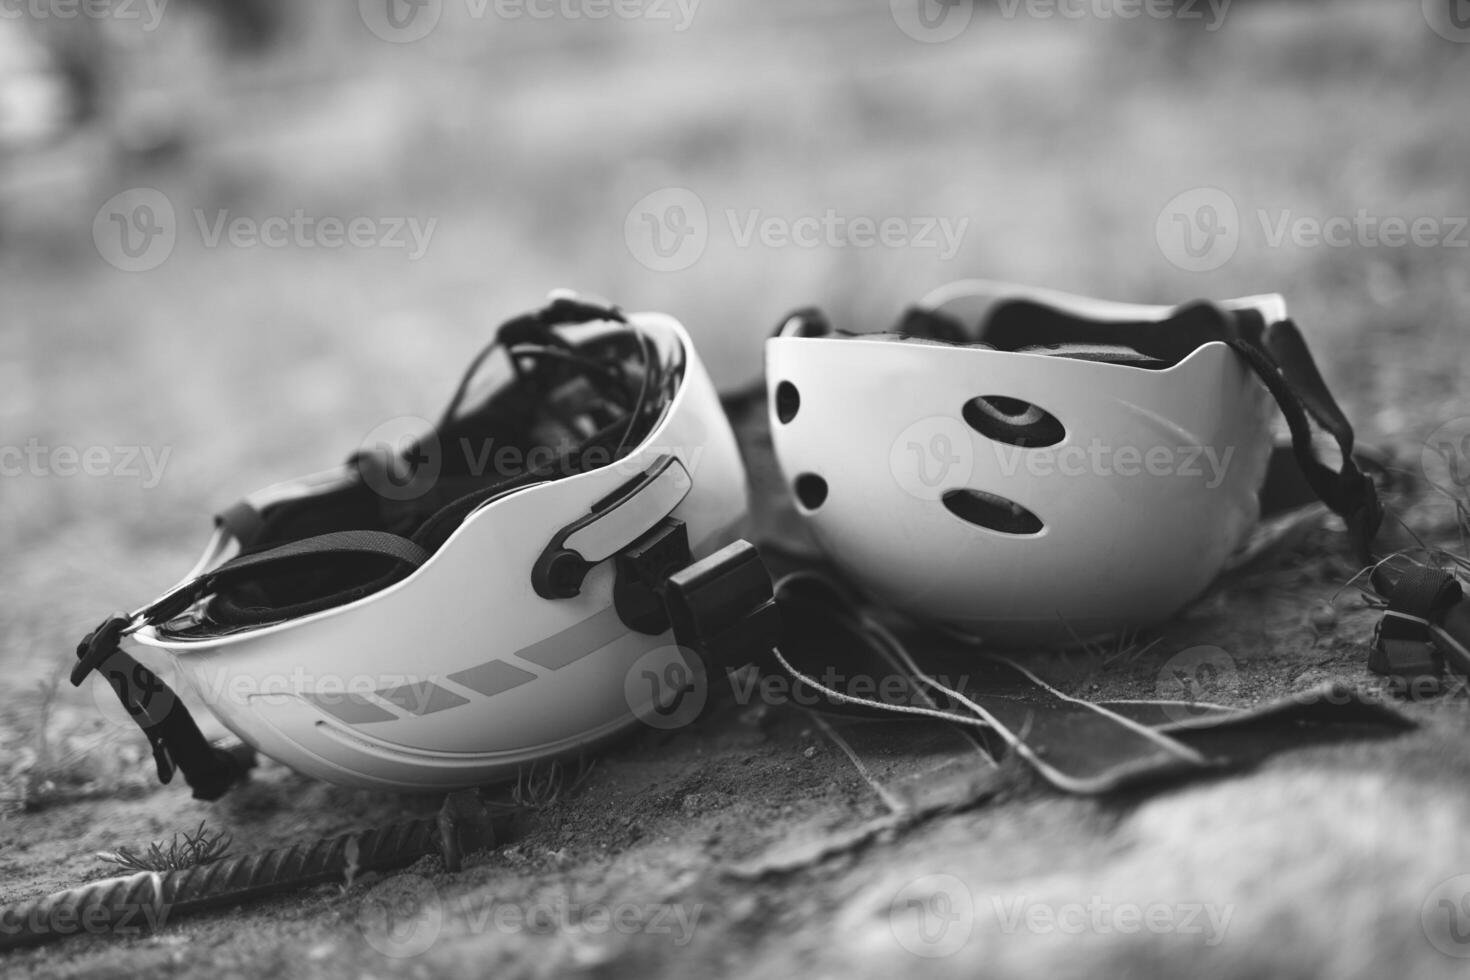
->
643, 663, 696, 717
906, 893, 959, 943
916, 0, 962, 29
1451, 0, 1470, 31
642, 206, 695, 259
1171, 662, 1221, 701
907, 433, 960, 488
384, 896, 426, 942
380, 438, 432, 490
1437, 435, 1470, 487
1440, 895, 1470, 945
1172, 205, 1225, 259
110, 205, 164, 259
385, 0, 432, 30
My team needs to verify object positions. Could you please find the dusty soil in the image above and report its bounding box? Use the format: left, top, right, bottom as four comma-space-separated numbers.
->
7, 391, 1470, 980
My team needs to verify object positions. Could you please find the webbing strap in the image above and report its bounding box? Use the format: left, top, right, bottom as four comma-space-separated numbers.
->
71, 530, 427, 798
73, 529, 427, 687
82, 624, 256, 800
1225, 333, 1380, 563
216, 530, 428, 580
437, 295, 626, 431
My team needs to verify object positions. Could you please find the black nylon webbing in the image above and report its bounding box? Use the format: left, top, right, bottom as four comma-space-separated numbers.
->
71, 530, 428, 798
215, 530, 428, 580
1378, 563, 1463, 624
72, 614, 256, 799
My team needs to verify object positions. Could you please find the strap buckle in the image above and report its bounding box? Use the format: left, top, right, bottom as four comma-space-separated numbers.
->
532, 455, 691, 599
70, 612, 135, 686
1369, 610, 1443, 685
663, 541, 782, 674
612, 518, 692, 635
1368, 559, 1463, 685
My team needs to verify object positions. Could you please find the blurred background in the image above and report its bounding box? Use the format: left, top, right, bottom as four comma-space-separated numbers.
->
2, 0, 1469, 775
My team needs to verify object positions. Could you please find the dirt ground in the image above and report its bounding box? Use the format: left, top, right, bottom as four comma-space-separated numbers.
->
4, 2, 1470, 978
6, 393, 1470, 980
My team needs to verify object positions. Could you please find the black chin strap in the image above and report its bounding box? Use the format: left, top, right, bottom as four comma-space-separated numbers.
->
1225, 321, 1381, 565
74, 614, 255, 801
72, 530, 430, 799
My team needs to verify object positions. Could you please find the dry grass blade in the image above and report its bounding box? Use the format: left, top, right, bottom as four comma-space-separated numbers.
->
483, 759, 598, 815
96, 821, 233, 873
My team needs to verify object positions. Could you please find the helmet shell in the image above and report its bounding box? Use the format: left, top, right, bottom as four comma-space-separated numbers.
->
134, 311, 747, 792
765, 283, 1278, 645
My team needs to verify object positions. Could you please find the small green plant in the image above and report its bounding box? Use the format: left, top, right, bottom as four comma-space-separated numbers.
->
97, 821, 233, 873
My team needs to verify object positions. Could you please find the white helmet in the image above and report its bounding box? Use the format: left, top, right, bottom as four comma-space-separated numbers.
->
75, 295, 748, 795
764, 280, 1379, 646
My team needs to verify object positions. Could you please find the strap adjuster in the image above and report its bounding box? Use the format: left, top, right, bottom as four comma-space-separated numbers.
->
532, 456, 691, 600
1368, 611, 1443, 683
613, 518, 692, 635
1367, 561, 1462, 685
70, 612, 133, 686
664, 541, 782, 673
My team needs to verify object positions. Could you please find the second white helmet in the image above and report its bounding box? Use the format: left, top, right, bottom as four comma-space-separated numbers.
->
764, 280, 1379, 645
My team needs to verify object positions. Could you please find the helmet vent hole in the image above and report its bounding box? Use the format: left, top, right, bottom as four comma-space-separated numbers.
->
941, 489, 1043, 535
794, 474, 828, 510
775, 381, 801, 424
962, 396, 1065, 448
